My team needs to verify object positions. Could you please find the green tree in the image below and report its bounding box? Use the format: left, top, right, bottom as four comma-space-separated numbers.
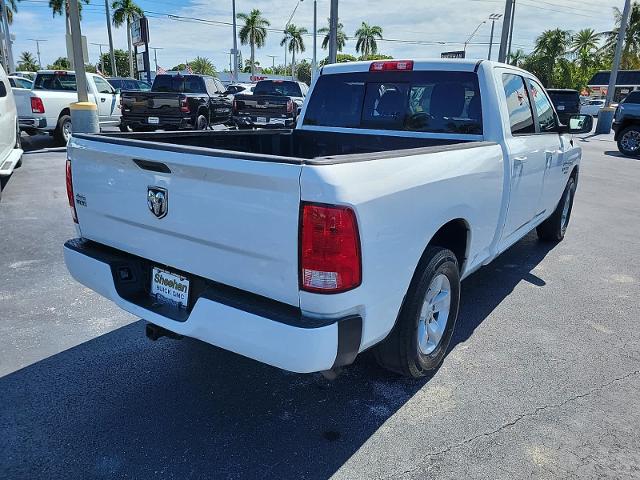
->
241, 58, 260, 73
604, 2, 640, 69
189, 56, 216, 76
100, 49, 130, 76
237, 9, 269, 78
532, 28, 572, 86
112, 0, 143, 80
48, 0, 90, 33
295, 59, 311, 85
571, 29, 603, 91
2, 0, 18, 24
320, 53, 357, 66
17, 51, 38, 71
354, 22, 383, 58
281, 23, 307, 80
318, 19, 347, 51
47, 56, 71, 70
359, 53, 392, 61
508, 49, 526, 67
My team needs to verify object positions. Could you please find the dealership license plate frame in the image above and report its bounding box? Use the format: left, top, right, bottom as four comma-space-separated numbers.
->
150, 266, 190, 309
148, 116, 160, 124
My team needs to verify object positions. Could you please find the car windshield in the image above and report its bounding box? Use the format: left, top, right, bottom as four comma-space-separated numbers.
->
152, 75, 205, 93
303, 70, 482, 135
33, 73, 77, 91
253, 81, 302, 97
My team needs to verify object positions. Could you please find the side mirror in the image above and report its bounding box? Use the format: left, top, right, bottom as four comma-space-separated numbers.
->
564, 114, 593, 134
114, 88, 121, 94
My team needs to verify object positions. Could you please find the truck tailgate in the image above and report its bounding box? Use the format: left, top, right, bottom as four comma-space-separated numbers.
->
68, 136, 302, 306
234, 94, 290, 117
121, 92, 182, 117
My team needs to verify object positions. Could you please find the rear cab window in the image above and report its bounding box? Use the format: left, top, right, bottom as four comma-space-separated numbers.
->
34, 73, 77, 91
152, 75, 206, 93
303, 70, 482, 134
622, 91, 640, 104
253, 81, 303, 97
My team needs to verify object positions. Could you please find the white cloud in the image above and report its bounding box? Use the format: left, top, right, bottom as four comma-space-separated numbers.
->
7, 0, 622, 72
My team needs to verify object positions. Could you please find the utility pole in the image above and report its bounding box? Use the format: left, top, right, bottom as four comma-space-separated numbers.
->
487, 14, 502, 60
328, 0, 338, 64
104, 0, 117, 76
0, 0, 15, 72
507, 0, 516, 62
90, 42, 108, 73
232, 0, 238, 82
498, 0, 514, 63
312, 0, 317, 82
0, 17, 6, 71
464, 20, 486, 57
596, 0, 631, 134
29, 39, 48, 69
150, 46, 163, 72
267, 54, 277, 71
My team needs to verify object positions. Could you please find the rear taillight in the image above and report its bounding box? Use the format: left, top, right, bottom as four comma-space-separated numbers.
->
369, 60, 414, 72
65, 159, 78, 224
300, 203, 361, 293
31, 97, 45, 114
180, 96, 190, 113
286, 99, 294, 114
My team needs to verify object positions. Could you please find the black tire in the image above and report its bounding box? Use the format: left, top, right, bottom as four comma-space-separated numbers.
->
195, 113, 209, 130
617, 125, 640, 156
374, 247, 461, 378
54, 115, 72, 146
15, 121, 22, 169
537, 176, 576, 242
119, 124, 131, 132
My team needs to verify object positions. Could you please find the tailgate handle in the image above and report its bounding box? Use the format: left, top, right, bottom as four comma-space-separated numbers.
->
133, 159, 171, 174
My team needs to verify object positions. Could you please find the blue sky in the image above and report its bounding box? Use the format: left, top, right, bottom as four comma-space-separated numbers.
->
7, 0, 626, 72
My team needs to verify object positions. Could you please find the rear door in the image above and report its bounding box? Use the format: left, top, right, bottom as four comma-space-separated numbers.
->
498, 71, 548, 242
91, 75, 119, 123
69, 137, 303, 306
0, 67, 17, 160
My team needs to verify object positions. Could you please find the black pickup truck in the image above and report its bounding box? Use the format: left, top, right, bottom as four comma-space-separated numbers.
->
233, 80, 308, 128
120, 74, 232, 131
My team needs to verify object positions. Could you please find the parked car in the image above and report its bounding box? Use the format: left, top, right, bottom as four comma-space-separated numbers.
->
10, 71, 36, 82
580, 98, 606, 117
225, 83, 255, 95
64, 59, 591, 379
233, 79, 308, 128
547, 89, 580, 124
0, 64, 24, 200
119, 73, 232, 131
612, 90, 640, 156
107, 77, 151, 92
8, 76, 33, 89
13, 70, 121, 145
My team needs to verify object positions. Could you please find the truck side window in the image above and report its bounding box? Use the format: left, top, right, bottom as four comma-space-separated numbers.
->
502, 74, 535, 135
93, 76, 114, 94
0, 80, 6, 97
527, 79, 558, 132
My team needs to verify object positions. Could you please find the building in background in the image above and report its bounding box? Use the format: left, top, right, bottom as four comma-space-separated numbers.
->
587, 70, 640, 102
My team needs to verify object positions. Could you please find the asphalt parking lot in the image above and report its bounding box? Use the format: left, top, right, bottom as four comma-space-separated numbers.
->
1, 131, 639, 480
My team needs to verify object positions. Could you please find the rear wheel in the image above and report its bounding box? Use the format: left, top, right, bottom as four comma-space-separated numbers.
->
15, 120, 22, 169
119, 124, 132, 132
617, 125, 640, 156
374, 247, 460, 378
196, 114, 209, 130
54, 115, 72, 146
537, 177, 576, 242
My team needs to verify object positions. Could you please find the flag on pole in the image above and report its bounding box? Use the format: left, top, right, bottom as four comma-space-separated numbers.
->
157, 65, 166, 74
186, 63, 194, 74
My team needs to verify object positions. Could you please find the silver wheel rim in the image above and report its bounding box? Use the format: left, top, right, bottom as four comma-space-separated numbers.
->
561, 188, 572, 232
621, 130, 640, 152
62, 121, 72, 142
417, 273, 451, 355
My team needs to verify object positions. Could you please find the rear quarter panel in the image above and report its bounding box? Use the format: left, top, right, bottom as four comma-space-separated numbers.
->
299, 143, 505, 349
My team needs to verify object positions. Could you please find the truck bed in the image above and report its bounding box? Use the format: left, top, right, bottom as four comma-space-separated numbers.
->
73, 129, 486, 163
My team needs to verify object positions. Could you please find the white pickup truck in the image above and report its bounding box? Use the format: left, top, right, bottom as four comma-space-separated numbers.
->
16, 70, 121, 144
63, 59, 592, 378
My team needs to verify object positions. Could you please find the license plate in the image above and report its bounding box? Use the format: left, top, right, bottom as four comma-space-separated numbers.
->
256, 116, 267, 124
151, 267, 190, 309
557, 105, 565, 111
148, 116, 160, 124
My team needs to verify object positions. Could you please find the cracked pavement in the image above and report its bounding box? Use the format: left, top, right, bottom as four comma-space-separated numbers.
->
1, 131, 639, 479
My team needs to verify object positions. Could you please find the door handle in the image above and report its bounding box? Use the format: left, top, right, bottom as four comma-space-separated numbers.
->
101, 98, 106, 102
514, 156, 527, 164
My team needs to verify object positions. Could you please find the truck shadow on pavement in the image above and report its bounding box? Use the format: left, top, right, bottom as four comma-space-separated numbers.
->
1, 233, 554, 480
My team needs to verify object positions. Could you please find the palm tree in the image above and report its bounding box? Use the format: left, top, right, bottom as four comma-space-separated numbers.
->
508, 49, 526, 67
354, 22, 383, 59
48, 0, 90, 35
604, 3, 640, 69
2, 0, 18, 24
318, 19, 347, 51
237, 9, 270, 78
533, 28, 572, 86
112, 0, 143, 80
189, 56, 216, 76
281, 24, 307, 80
17, 51, 38, 71
572, 28, 601, 73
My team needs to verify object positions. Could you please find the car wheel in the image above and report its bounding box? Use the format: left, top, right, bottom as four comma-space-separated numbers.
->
54, 115, 72, 146
119, 124, 132, 132
537, 176, 576, 242
15, 121, 23, 169
196, 114, 209, 130
374, 247, 460, 378
617, 125, 640, 156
